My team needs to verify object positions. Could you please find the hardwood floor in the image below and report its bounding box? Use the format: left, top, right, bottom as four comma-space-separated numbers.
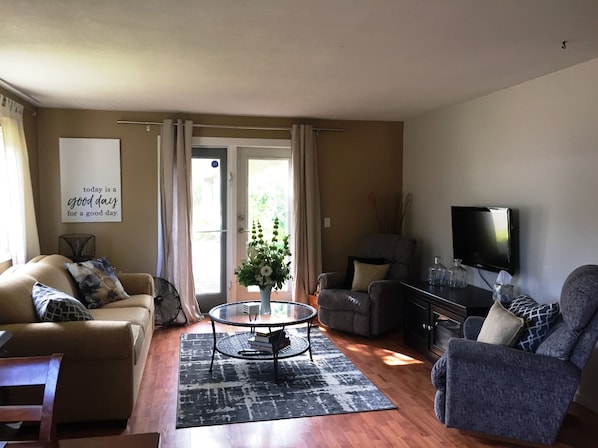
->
56, 319, 598, 448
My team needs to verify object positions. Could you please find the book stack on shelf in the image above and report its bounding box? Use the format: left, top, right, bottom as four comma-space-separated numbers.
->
248, 328, 290, 353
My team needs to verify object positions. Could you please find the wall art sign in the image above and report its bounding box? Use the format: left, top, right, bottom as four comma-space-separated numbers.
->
59, 138, 122, 223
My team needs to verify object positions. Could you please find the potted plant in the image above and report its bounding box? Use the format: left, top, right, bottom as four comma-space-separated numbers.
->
234, 217, 291, 314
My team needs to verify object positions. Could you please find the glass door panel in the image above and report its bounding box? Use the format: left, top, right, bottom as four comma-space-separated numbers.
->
431, 306, 463, 357
191, 147, 227, 311
237, 147, 292, 301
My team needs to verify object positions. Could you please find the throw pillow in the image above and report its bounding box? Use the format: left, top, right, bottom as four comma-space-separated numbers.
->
351, 260, 390, 292
32, 282, 93, 322
508, 295, 560, 352
65, 257, 129, 308
477, 300, 525, 346
344, 256, 386, 289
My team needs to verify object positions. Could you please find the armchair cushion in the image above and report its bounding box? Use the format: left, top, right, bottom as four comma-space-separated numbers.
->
351, 261, 389, 292
477, 300, 524, 346
343, 256, 385, 288
508, 295, 560, 352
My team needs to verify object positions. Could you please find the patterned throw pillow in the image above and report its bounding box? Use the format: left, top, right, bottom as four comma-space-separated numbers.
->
508, 295, 560, 352
65, 257, 129, 308
32, 282, 93, 322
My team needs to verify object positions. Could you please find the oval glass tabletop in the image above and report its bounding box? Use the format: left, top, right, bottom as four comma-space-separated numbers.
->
208, 300, 316, 327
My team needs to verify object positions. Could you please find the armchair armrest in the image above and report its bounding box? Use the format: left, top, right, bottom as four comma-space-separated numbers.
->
368, 279, 403, 297
368, 279, 405, 335
463, 316, 485, 340
318, 272, 345, 290
117, 273, 155, 296
443, 337, 580, 443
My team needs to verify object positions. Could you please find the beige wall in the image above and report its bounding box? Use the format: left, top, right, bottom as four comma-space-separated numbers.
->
403, 57, 598, 411
33, 109, 403, 274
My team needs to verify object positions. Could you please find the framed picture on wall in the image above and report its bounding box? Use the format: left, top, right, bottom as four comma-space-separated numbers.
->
59, 138, 122, 223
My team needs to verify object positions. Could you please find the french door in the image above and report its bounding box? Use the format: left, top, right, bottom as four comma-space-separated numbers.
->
191, 137, 292, 310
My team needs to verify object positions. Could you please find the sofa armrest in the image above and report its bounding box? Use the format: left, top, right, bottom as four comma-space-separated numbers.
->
368, 279, 404, 335
118, 273, 155, 296
318, 272, 345, 290
1, 321, 134, 361
443, 337, 580, 442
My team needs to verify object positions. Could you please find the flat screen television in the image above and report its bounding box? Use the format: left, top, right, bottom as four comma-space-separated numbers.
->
451, 206, 519, 275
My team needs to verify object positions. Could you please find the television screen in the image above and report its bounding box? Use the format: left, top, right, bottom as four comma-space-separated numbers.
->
451, 206, 518, 274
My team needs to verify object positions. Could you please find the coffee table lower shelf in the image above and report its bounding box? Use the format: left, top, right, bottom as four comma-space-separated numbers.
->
210, 331, 312, 381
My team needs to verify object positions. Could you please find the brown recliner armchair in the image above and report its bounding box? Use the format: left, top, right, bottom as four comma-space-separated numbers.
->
317, 234, 416, 336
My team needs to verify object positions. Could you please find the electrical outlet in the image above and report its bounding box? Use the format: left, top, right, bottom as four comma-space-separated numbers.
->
324, 217, 331, 228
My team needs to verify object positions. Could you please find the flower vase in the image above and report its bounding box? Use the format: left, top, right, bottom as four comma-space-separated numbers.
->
259, 285, 272, 315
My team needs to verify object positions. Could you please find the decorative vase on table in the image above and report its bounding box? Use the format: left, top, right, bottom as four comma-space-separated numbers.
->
427, 256, 447, 286
259, 285, 272, 315
448, 258, 468, 288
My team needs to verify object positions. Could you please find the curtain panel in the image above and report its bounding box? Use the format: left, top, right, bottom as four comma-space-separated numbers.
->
158, 119, 202, 323
0, 94, 40, 265
291, 124, 322, 303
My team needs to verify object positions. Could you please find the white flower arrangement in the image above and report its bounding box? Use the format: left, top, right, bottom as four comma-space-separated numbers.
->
234, 218, 291, 289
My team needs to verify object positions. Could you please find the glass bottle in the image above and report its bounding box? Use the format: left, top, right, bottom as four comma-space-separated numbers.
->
427, 256, 447, 286
448, 258, 468, 288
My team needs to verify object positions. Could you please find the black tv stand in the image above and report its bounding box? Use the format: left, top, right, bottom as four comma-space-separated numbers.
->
401, 281, 494, 362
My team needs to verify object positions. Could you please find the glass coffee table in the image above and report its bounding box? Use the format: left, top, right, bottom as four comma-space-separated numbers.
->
208, 300, 317, 381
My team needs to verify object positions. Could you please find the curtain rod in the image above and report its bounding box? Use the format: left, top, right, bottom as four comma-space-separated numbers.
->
116, 120, 343, 133
0, 78, 38, 116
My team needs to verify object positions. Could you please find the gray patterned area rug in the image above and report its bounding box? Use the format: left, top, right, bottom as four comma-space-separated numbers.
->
177, 328, 396, 428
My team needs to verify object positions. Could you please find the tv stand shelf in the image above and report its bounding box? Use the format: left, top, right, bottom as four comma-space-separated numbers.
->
401, 281, 494, 362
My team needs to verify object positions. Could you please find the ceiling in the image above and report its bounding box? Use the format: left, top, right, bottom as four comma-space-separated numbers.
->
2, 0, 598, 121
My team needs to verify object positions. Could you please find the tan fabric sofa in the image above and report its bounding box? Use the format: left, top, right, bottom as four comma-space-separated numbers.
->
0, 254, 155, 423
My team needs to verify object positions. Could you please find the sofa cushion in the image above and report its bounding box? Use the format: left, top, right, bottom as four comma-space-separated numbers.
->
0, 274, 37, 324
351, 261, 390, 292
477, 300, 524, 346
17, 261, 80, 299
32, 282, 93, 322
508, 295, 560, 352
101, 294, 154, 313
89, 306, 151, 336
65, 258, 129, 308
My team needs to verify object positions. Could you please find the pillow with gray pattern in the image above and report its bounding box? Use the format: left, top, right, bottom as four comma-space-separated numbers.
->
32, 282, 93, 322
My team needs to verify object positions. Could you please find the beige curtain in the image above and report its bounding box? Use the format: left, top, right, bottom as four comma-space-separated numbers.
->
291, 124, 322, 303
158, 119, 202, 323
0, 95, 40, 264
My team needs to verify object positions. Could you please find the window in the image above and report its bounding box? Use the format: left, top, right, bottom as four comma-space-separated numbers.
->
0, 95, 40, 265
0, 126, 11, 261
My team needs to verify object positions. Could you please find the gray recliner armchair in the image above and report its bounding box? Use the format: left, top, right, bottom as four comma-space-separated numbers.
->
431, 264, 598, 445
317, 233, 416, 336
